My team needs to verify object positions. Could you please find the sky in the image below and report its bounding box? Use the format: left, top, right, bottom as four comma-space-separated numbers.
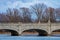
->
0, 0, 60, 13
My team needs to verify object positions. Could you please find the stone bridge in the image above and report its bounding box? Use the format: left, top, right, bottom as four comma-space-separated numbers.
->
0, 23, 60, 35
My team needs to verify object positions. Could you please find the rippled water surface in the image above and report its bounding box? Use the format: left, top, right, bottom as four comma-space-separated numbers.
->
0, 34, 60, 40
0, 36, 60, 40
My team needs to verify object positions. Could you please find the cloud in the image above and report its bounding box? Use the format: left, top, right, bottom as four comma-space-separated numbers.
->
6, 0, 60, 8
0, 0, 60, 12
20, 0, 33, 3
5, 0, 38, 8
38, 0, 60, 8
0, 0, 38, 12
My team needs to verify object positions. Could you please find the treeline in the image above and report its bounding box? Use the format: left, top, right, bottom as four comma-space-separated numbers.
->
0, 3, 60, 23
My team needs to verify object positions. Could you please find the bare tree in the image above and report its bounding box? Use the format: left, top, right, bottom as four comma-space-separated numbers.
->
54, 8, 60, 22
6, 8, 22, 22
20, 7, 31, 23
0, 13, 9, 23
48, 7, 56, 23
41, 8, 49, 23
6, 8, 13, 22
31, 3, 48, 23
13, 8, 20, 22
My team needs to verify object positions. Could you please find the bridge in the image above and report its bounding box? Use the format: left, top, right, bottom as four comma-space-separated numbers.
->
0, 22, 60, 35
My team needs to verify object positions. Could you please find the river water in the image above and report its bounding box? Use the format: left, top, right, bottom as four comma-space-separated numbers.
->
0, 36, 60, 40
0, 34, 60, 40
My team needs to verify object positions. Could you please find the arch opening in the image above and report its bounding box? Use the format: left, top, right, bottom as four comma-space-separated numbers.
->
0, 29, 19, 36
21, 29, 48, 36
51, 29, 60, 36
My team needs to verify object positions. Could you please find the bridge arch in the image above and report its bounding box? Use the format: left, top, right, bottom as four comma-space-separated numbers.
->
21, 29, 48, 36
52, 29, 60, 32
0, 29, 19, 36
51, 29, 60, 36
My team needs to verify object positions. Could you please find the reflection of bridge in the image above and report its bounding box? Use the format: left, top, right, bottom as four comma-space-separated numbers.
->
0, 23, 60, 35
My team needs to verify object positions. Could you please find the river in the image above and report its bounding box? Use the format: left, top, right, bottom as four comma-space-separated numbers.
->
0, 36, 60, 40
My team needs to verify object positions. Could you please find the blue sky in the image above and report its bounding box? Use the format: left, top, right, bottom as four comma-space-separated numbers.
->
0, 0, 60, 13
